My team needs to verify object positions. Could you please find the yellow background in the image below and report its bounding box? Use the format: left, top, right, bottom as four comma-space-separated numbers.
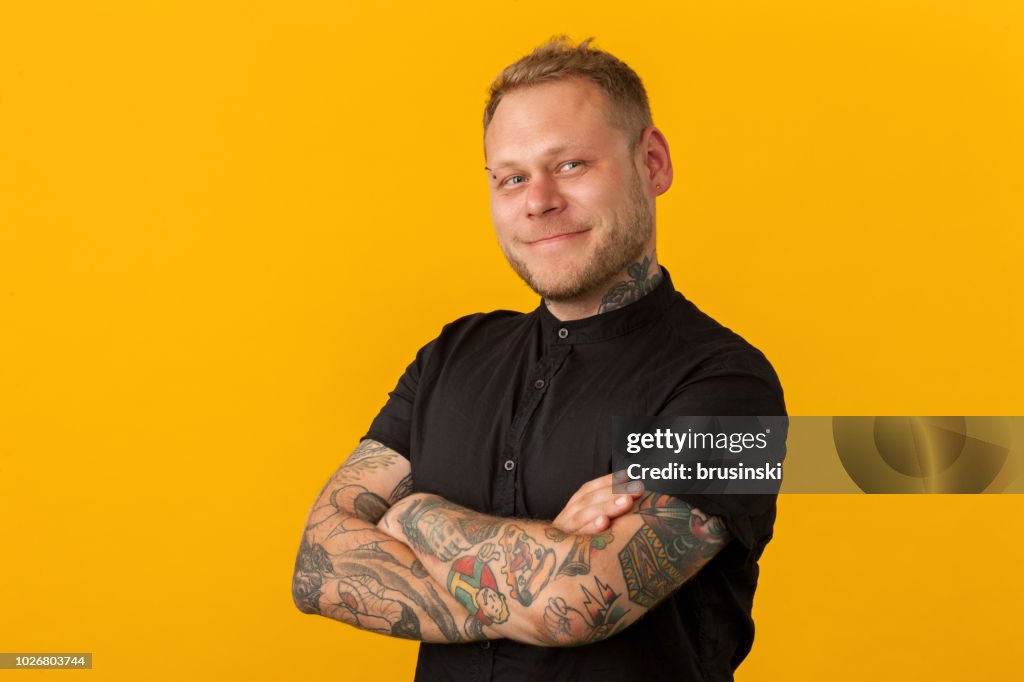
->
2, 1, 1022, 679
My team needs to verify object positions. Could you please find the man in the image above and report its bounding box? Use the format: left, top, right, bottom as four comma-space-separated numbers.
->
292, 36, 786, 681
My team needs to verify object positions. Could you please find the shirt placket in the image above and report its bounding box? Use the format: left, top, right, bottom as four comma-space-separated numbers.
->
494, 340, 573, 517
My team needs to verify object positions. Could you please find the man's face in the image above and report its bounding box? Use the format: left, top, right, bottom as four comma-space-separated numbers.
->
484, 78, 655, 303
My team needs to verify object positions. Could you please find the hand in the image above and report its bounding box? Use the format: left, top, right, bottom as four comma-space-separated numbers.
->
376, 492, 418, 539
551, 471, 644, 535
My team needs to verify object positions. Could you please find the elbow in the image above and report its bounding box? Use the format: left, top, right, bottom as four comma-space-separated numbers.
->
291, 564, 320, 615
291, 538, 324, 615
292, 572, 319, 615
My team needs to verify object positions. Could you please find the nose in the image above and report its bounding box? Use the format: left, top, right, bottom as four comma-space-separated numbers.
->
525, 175, 566, 218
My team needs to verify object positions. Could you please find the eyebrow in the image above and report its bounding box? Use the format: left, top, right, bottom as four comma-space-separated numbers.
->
484, 145, 587, 173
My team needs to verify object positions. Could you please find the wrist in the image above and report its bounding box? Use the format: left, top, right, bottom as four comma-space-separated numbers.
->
378, 491, 432, 538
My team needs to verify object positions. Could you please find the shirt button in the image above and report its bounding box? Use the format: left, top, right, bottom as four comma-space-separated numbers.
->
534, 379, 546, 389
480, 640, 491, 649
558, 327, 569, 339
504, 459, 515, 471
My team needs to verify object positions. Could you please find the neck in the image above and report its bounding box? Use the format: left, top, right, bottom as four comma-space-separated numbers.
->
545, 254, 662, 321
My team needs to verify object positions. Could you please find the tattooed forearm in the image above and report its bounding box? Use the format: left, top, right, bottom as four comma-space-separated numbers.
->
598, 256, 662, 313
321, 573, 422, 638
389, 473, 414, 504
398, 496, 504, 561
617, 494, 729, 608
293, 515, 468, 641
543, 577, 630, 646
293, 536, 335, 615
448, 543, 511, 638
382, 494, 565, 644
546, 529, 613, 577
330, 484, 390, 524
498, 525, 557, 606
293, 440, 491, 643
331, 558, 459, 641
328, 441, 398, 486
379, 491, 729, 647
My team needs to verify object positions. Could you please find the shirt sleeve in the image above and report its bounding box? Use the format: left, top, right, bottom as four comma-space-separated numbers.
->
656, 352, 787, 564
360, 337, 438, 460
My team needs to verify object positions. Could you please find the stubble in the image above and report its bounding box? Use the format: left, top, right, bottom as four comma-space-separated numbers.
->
500, 169, 654, 303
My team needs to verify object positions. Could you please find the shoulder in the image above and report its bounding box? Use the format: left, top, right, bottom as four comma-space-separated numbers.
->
403, 308, 534, 380
661, 291, 776, 368
658, 292, 786, 413
438, 308, 530, 337
429, 308, 534, 354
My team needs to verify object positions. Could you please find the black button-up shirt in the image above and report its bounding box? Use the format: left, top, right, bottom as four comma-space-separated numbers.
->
364, 267, 786, 682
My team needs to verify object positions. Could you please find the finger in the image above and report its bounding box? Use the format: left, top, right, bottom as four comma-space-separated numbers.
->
556, 473, 632, 525
550, 517, 571, 535
577, 472, 616, 496
581, 493, 643, 530
599, 495, 634, 523
581, 515, 608, 534
611, 469, 632, 485
612, 469, 646, 495
560, 486, 644, 532
600, 497, 630, 521
625, 479, 645, 495
580, 512, 627, 535
556, 475, 645, 533
576, 481, 644, 514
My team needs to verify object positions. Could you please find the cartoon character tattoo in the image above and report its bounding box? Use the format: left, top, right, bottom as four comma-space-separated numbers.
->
447, 544, 510, 636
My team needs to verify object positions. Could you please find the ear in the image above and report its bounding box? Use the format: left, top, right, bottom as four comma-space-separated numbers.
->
637, 126, 673, 196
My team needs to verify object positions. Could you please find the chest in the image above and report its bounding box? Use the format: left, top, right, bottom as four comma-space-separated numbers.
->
408, 340, 678, 520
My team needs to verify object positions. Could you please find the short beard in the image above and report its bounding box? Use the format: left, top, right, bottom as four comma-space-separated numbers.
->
501, 170, 654, 302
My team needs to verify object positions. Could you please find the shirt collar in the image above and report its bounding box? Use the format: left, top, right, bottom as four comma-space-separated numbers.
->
535, 266, 677, 345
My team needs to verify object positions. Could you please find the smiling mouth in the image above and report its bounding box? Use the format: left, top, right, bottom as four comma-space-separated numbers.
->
527, 229, 590, 245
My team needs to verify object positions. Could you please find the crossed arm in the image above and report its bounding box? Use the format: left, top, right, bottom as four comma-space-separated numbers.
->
377, 489, 729, 646
292, 439, 476, 642
292, 439, 731, 646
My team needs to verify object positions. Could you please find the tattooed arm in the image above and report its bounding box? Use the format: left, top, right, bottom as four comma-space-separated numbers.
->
292, 439, 499, 643
378, 491, 730, 647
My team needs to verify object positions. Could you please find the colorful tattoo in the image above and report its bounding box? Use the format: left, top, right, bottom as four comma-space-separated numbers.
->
555, 531, 613, 577
447, 544, 510, 637
498, 525, 557, 606
617, 494, 729, 607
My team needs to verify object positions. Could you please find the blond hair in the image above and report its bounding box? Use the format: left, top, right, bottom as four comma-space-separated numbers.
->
483, 36, 653, 151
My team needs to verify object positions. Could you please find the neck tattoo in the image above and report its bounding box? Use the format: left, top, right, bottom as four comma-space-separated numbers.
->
597, 257, 662, 314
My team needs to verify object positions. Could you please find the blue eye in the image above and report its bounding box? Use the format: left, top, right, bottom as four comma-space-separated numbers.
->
561, 161, 583, 171
503, 175, 526, 186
